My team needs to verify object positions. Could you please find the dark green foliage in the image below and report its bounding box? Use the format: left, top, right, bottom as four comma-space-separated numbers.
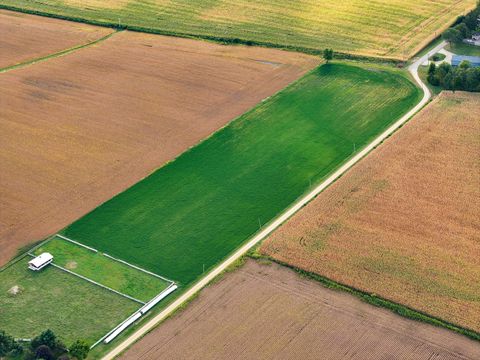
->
427, 62, 438, 85
31, 330, 59, 351
442, 28, 462, 43
0, 330, 16, 356
428, 53, 446, 62
444, 4, 480, 43
323, 48, 334, 63
427, 62, 480, 92
68, 340, 89, 360
464, 3, 480, 31
35, 345, 53, 360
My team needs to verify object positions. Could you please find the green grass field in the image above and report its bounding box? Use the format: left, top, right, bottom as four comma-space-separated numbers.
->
1, 0, 476, 60
0, 259, 138, 344
61, 62, 421, 286
446, 42, 480, 57
34, 237, 170, 302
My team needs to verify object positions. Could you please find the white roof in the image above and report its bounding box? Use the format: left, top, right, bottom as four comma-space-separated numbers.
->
28, 252, 53, 267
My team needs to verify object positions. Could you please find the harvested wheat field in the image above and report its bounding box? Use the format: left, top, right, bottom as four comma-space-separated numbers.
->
262, 92, 480, 332
121, 259, 480, 360
0, 30, 319, 265
0, 9, 113, 69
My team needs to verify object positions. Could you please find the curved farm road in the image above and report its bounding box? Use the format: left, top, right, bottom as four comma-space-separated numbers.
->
103, 44, 446, 359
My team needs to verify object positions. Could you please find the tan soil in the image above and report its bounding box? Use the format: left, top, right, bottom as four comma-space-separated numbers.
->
0, 30, 319, 266
262, 92, 480, 332
65, 261, 77, 270
121, 259, 480, 360
8, 285, 21, 296
0, 9, 113, 69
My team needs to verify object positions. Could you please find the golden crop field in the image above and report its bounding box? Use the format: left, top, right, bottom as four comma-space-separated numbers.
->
3, 0, 477, 60
262, 92, 480, 332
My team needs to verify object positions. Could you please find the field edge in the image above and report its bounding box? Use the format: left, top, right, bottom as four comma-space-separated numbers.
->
250, 251, 480, 342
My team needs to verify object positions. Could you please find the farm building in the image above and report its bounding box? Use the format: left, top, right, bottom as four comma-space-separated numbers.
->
451, 55, 480, 67
28, 252, 53, 271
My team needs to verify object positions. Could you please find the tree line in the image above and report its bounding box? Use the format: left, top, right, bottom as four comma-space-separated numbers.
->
442, 2, 479, 43
428, 61, 480, 92
0, 329, 89, 360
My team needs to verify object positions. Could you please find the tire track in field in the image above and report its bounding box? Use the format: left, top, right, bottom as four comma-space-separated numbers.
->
0, 30, 118, 74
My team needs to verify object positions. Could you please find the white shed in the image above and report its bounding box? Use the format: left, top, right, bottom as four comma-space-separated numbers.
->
28, 253, 53, 271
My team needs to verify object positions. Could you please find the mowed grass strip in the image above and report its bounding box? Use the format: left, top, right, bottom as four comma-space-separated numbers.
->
0, 259, 139, 344
1, 0, 476, 59
63, 63, 421, 286
35, 237, 170, 302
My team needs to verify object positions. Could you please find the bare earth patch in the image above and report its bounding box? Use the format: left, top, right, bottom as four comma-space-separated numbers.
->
262, 92, 480, 332
65, 261, 77, 270
0, 30, 319, 265
0, 9, 113, 69
7, 285, 22, 296
121, 260, 480, 359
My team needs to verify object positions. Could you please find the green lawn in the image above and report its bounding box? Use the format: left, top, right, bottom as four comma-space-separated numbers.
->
447, 42, 480, 57
0, 259, 138, 344
1, 0, 475, 59
62, 63, 421, 286
34, 237, 170, 302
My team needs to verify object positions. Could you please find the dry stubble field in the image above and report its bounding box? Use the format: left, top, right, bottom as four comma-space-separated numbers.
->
0, 9, 113, 68
262, 92, 480, 332
121, 260, 480, 360
0, 29, 319, 265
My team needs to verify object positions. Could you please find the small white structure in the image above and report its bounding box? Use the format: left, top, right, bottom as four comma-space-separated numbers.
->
28, 253, 53, 271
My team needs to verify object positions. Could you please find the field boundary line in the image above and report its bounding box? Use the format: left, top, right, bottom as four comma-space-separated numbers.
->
0, 30, 118, 74
26, 253, 146, 305
56, 234, 98, 253
102, 43, 446, 360
102, 253, 174, 284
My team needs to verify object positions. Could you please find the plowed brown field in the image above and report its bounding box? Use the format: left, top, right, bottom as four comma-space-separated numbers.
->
262, 92, 480, 332
0, 9, 113, 68
0, 30, 319, 265
121, 260, 480, 360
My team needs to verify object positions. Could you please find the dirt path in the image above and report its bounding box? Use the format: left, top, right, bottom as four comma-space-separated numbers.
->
120, 260, 480, 359
102, 38, 439, 360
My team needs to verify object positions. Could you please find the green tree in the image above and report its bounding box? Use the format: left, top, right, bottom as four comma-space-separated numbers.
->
0, 330, 16, 357
459, 60, 471, 70
454, 23, 470, 39
35, 344, 53, 360
31, 330, 58, 351
323, 48, 334, 63
68, 340, 90, 360
442, 28, 462, 43
427, 62, 438, 85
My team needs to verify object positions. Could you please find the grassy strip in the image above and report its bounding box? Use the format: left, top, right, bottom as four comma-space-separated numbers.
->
249, 252, 480, 342
0, 28, 117, 73
0, 4, 402, 65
